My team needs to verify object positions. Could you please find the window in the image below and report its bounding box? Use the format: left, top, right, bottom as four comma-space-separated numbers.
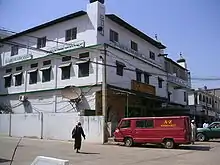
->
42, 68, 51, 82
11, 45, 18, 56
184, 92, 187, 102
206, 96, 208, 103
61, 65, 71, 80
31, 63, 38, 68
79, 52, 89, 58
209, 98, 212, 104
131, 41, 138, 51
144, 73, 150, 84
158, 77, 163, 88
149, 51, 155, 60
5, 68, 12, 73
120, 120, 131, 128
110, 29, 119, 42
65, 28, 77, 41
116, 61, 125, 76
43, 60, 51, 66
37, 37, 46, 48
136, 120, 154, 128
136, 69, 142, 82
203, 95, 205, 102
16, 66, 22, 71
78, 63, 89, 77
15, 73, 22, 86
199, 94, 202, 101
29, 70, 38, 84
62, 56, 71, 62
4, 75, 12, 88
77, 52, 90, 77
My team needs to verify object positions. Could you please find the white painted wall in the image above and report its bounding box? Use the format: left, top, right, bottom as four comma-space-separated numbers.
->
0, 86, 100, 114
11, 113, 42, 138
104, 17, 164, 67
43, 113, 103, 143
106, 46, 167, 98
0, 113, 104, 143
188, 93, 195, 105
0, 114, 10, 135
168, 85, 187, 105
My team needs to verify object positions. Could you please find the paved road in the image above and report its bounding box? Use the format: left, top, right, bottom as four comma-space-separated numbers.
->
1, 136, 220, 165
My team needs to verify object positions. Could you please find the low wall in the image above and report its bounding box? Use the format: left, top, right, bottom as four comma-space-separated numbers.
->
0, 113, 104, 143
0, 114, 10, 136
11, 113, 42, 139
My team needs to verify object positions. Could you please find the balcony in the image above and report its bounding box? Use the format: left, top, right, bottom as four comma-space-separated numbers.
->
167, 74, 191, 89
131, 80, 156, 95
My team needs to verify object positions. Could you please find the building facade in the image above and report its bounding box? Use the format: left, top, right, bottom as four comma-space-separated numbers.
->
165, 56, 191, 107
188, 88, 220, 126
0, 0, 191, 132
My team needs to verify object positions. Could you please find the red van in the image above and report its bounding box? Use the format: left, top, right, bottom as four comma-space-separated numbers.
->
113, 116, 191, 149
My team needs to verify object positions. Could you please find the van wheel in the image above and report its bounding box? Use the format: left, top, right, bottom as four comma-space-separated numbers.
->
197, 133, 206, 142
164, 139, 174, 149
124, 138, 133, 147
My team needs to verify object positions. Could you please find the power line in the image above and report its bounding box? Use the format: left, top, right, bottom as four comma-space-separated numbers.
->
1, 28, 220, 81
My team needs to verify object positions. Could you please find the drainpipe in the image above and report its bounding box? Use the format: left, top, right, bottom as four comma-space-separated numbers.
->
54, 58, 58, 113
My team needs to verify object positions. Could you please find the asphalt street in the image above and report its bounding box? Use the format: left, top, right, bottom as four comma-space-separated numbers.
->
1, 136, 220, 165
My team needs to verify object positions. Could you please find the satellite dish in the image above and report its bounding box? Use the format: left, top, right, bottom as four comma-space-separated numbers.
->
61, 86, 82, 103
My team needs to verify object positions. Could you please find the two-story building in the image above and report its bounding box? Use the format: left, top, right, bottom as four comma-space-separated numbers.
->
0, 0, 191, 131
188, 87, 220, 126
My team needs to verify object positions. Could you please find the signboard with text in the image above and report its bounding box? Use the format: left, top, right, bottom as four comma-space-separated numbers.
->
47, 40, 85, 54
4, 54, 32, 65
131, 80, 156, 95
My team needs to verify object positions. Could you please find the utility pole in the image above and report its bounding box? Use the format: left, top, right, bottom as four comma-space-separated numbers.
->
102, 43, 107, 143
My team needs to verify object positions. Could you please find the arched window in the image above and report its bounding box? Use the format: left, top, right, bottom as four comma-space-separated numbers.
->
199, 94, 202, 101
203, 95, 205, 102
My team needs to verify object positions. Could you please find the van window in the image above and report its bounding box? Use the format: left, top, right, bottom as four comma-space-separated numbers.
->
136, 120, 154, 128
120, 120, 131, 128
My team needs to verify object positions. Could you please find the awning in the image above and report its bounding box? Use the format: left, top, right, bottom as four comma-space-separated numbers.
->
143, 72, 152, 76
76, 59, 90, 65
40, 66, 51, 71
59, 62, 72, 68
158, 77, 164, 81
3, 74, 12, 78
116, 61, 126, 67
27, 68, 38, 73
13, 72, 22, 76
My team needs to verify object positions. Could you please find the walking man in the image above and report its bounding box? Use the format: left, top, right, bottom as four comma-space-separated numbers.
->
72, 122, 86, 153
191, 120, 197, 144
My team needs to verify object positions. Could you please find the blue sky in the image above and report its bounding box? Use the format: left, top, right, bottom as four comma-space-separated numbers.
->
0, 0, 220, 89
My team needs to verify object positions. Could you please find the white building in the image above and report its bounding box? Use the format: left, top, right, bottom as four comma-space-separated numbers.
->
165, 55, 191, 107
0, 0, 191, 126
188, 87, 220, 125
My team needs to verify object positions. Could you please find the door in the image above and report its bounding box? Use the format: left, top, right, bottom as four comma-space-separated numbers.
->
133, 119, 154, 143
208, 123, 220, 138
118, 120, 132, 139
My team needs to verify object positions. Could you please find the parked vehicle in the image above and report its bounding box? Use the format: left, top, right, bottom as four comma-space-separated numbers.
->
113, 116, 191, 149
197, 122, 220, 142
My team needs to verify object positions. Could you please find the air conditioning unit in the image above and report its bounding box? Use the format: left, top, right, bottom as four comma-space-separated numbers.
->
19, 95, 28, 102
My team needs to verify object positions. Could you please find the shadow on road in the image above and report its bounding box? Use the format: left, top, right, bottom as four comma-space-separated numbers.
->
0, 158, 11, 164
78, 152, 100, 155
116, 143, 211, 151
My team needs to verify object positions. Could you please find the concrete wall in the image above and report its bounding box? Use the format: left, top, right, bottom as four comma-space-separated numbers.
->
0, 86, 100, 113
0, 114, 10, 135
168, 85, 187, 105
0, 113, 104, 143
11, 113, 42, 138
